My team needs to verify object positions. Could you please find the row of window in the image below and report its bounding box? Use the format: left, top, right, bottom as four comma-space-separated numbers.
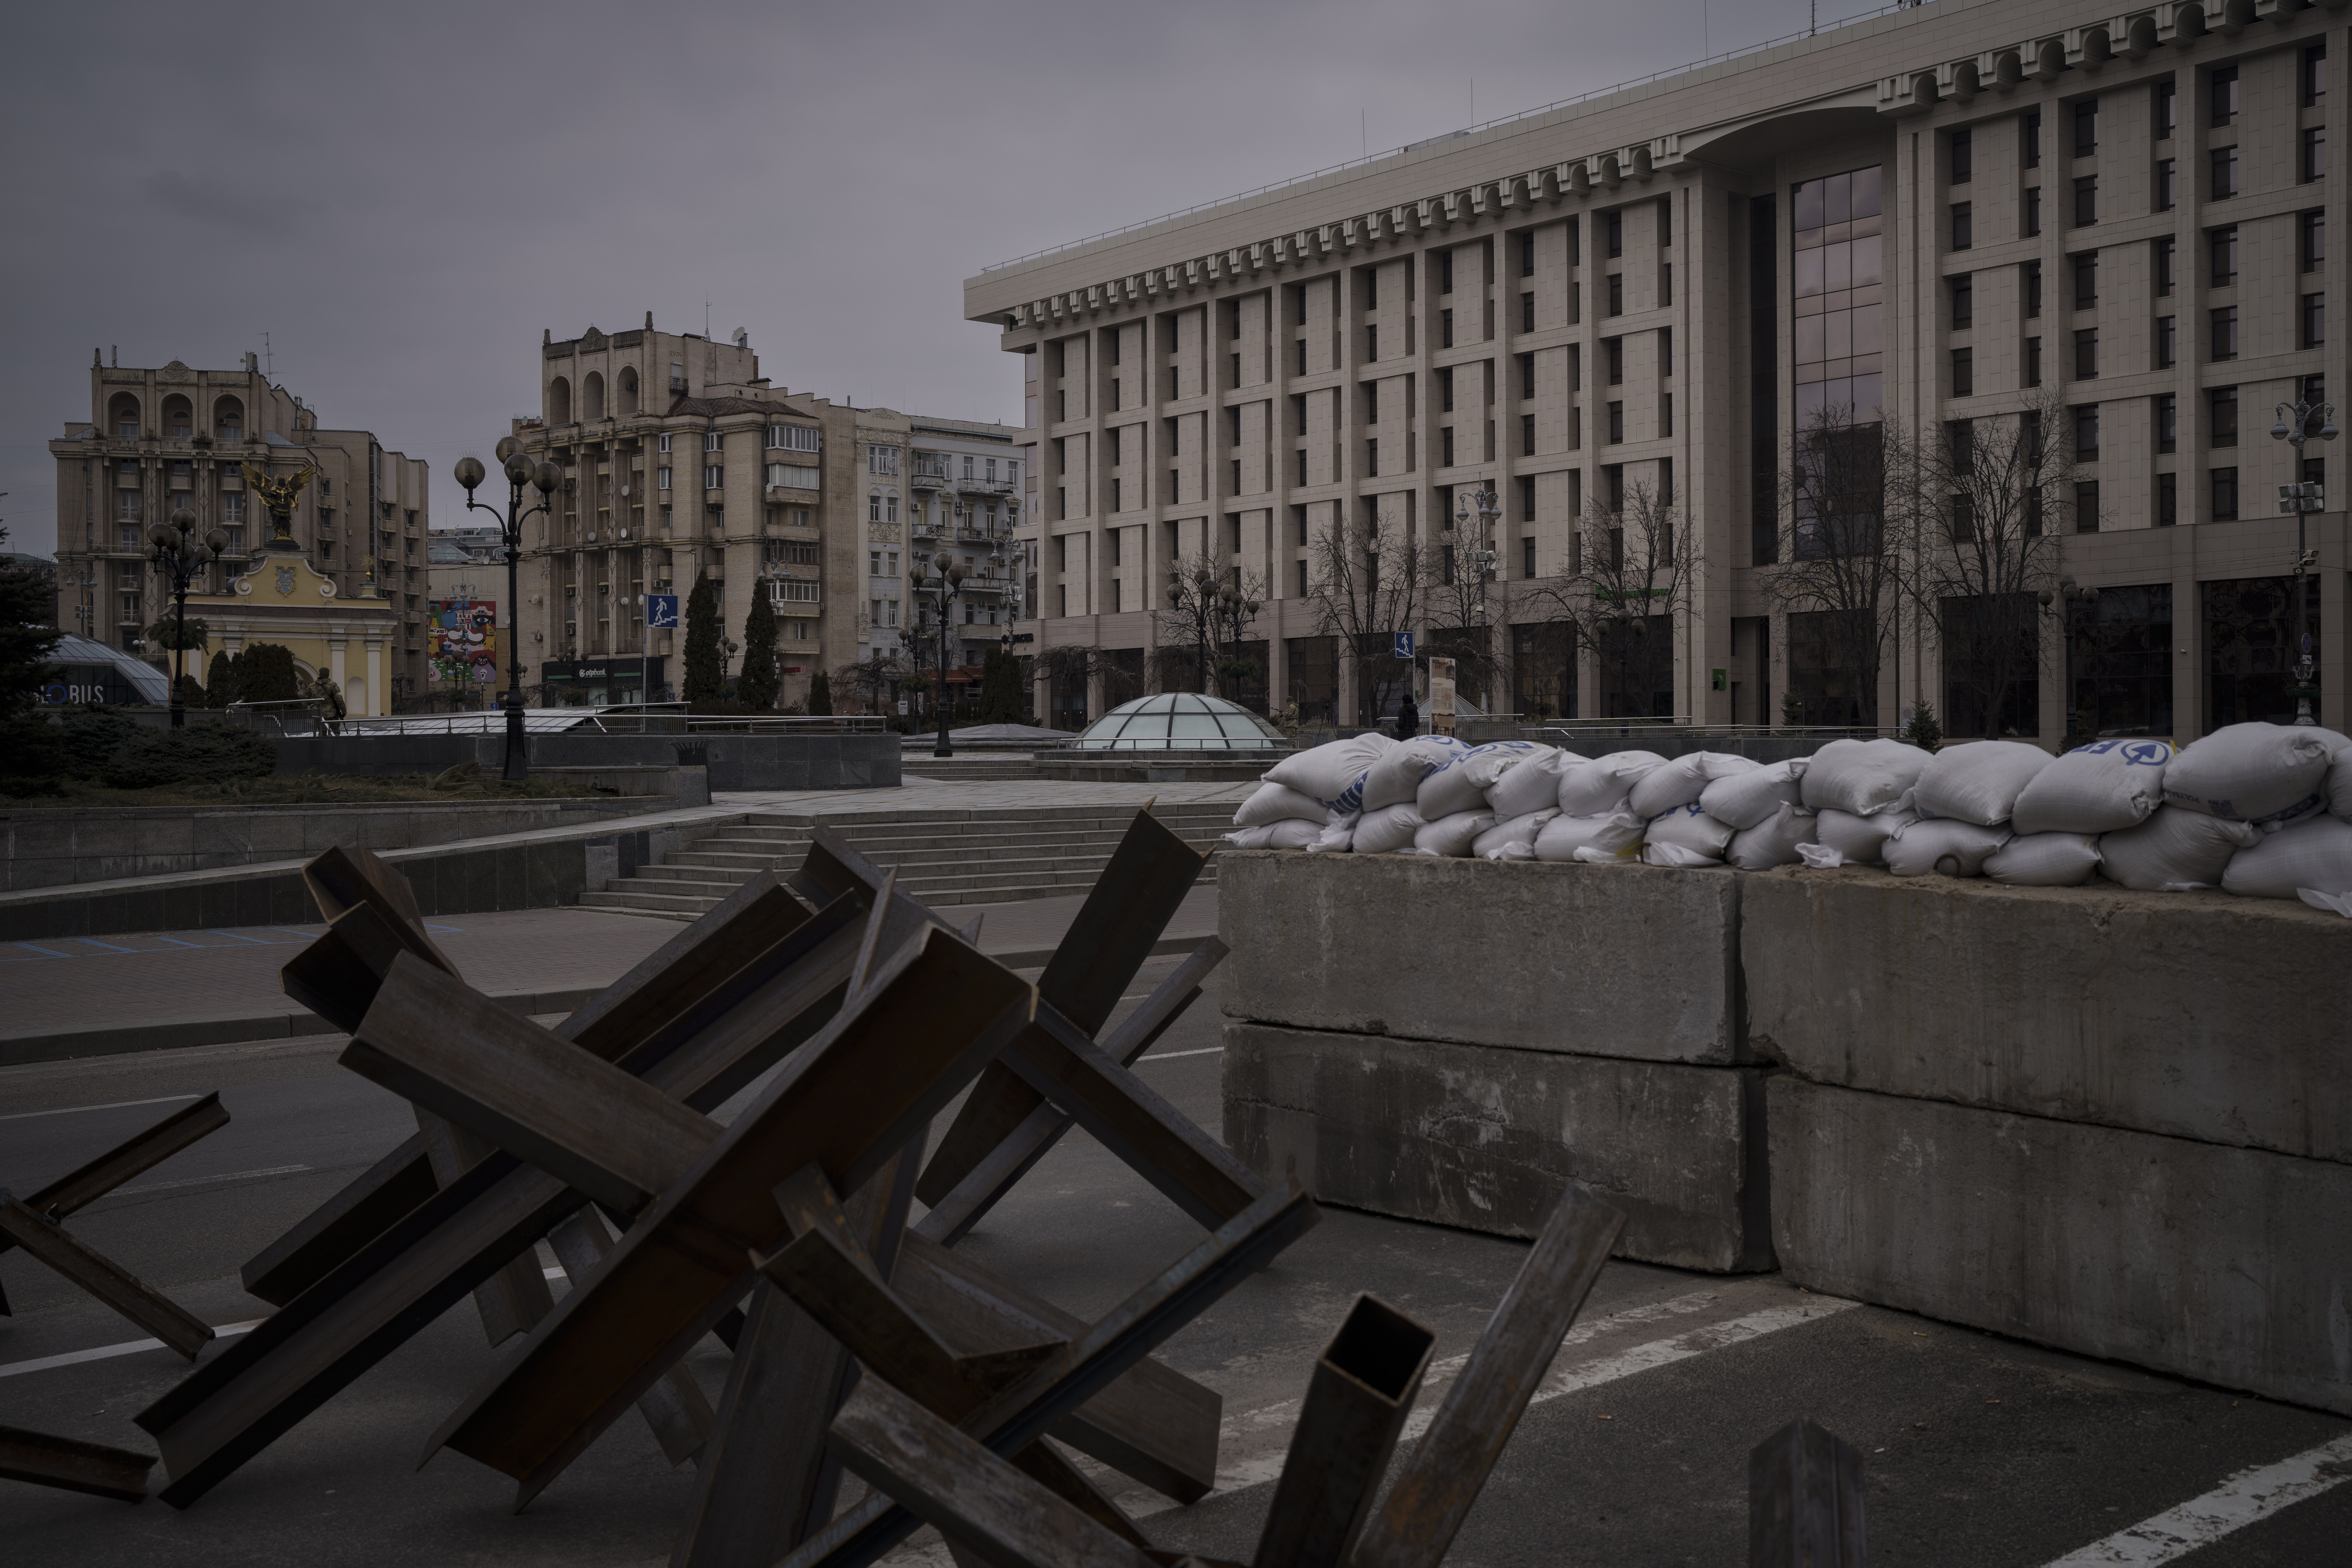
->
1956, 291, 2326, 393
1949, 49, 2325, 179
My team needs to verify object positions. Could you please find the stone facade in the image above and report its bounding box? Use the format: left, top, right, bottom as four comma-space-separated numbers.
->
48, 352, 430, 712
516, 318, 1017, 711
967, 0, 2349, 741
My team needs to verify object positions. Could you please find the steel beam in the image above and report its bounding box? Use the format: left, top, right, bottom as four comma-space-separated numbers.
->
0, 1194, 213, 1359
1248, 1296, 1434, 1568
0, 1425, 157, 1504
1748, 1417, 1868, 1568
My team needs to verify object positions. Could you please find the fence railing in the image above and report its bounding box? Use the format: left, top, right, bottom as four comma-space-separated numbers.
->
1518, 719, 1900, 741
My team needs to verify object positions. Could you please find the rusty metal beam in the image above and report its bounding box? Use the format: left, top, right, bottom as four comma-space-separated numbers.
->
1248, 1295, 1434, 1568
1748, 1417, 1868, 1568
238, 1133, 434, 1307
1350, 1183, 1626, 1568
0, 1194, 213, 1360
546, 1208, 713, 1469
0, 1425, 156, 1504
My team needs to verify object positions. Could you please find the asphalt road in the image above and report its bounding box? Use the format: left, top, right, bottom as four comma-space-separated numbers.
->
2, 957, 2347, 1567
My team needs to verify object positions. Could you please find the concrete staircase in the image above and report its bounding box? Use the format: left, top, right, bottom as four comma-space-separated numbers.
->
897, 754, 1053, 781
578, 801, 1235, 919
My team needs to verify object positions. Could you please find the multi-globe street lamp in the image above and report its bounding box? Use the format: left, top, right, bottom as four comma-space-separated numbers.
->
909, 550, 969, 757
148, 505, 228, 729
2269, 395, 2336, 726
454, 439, 562, 780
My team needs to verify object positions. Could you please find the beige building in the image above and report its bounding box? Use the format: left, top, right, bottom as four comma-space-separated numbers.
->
966, 0, 2347, 741
48, 353, 431, 714
516, 318, 1017, 709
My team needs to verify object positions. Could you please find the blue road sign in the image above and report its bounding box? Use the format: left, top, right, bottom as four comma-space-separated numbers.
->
1393, 630, 1415, 660
646, 594, 680, 629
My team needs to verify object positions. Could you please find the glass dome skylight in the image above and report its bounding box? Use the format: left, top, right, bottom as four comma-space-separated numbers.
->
1070, 692, 1287, 751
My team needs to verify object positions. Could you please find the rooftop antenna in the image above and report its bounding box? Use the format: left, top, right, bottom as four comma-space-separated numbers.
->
262, 331, 274, 377
704, 300, 711, 339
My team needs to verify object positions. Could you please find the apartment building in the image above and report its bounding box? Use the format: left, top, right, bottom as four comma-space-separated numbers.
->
966, 0, 2347, 741
48, 352, 431, 712
516, 318, 1017, 708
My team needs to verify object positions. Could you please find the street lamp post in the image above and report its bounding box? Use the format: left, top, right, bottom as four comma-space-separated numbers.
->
2037, 576, 2100, 746
454, 441, 561, 780
910, 550, 969, 757
149, 505, 229, 729
1454, 481, 1502, 715
2269, 395, 2336, 726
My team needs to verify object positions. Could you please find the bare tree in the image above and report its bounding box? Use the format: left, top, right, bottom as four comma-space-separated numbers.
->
1304, 503, 1432, 726
1756, 405, 1924, 726
1911, 388, 2077, 739
1423, 523, 1504, 711
834, 648, 909, 715
1156, 555, 1266, 700
1035, 643, 1105, 725
1531, 477, 1692, 719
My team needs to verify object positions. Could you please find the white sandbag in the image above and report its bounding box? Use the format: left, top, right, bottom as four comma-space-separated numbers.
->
1483, 746, 1585, 819
1412, 809, 1497, 858
1474, 809, 1558, 861
1350, 802, 1427, 855
1222, 820, 1322, 851
1416, 741, 1544, 820
2096, 806, 2261, 890
1984, 832, 2102, 887
1359, 735, 1474, 812
1643, 802, 1736, 858
1264, 732, 1394, 810
1700, 758, 1809, 831
1727, 804, 1817, 870
2321, 730, 2352, 820
1796, 843, 1846, 869
1573, 843, 1640, 865
1883, 818, 2011, 878
1626, 751, 1760, 818
1913, 740, 2053, 827
2161, 723, 2334, 824
1306, 812, 1359, 853
2220, 814, 2352, 899
1811, 805, 1917, 866
1800, 738, 1932, 817
2009, 739, 2173, 835
1554, 751, 1667, 815
1642, 842, 1723, 867
1233, 780, 1334, 828
2302, 889, 2352, 916
1532, 812, 1646, 863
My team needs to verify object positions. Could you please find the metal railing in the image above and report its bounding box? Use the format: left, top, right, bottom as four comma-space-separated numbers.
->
1519, 718, 1900, 742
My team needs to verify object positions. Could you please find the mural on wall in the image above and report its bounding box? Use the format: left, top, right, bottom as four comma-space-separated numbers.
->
429, 598, 498, 685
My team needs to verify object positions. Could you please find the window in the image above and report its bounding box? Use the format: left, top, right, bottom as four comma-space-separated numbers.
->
1660, 326, 1672, 374
868, 493, 882, 523
2155, 159, 2175, 211
2075, 481, 2101, 532
658, 466, 672, 491
1605, 338, 1623, 385
765, 423, 819, 452
2074, 175, 2098, 226
2024, 108, 2042, 167
1658, 199, 1671, 247
2069, 403, 2103, 465
1366, 439, 1378, 476
2303, 212, 2327, 273
2211, 307, 2237, 361
1439, 309, 1454, 348
2211, 467, 2238, 520
1518, 352, 1535, 398
2025, 260, 2043, 316
1519, 231, 1536, 276
1366, 325, 1378, 359
704, 464, 723, 489
1950, 128, 1972, 183
1607, 401, 1625, 444
2074, 329, 2098, 379
1952, 348, 1974, 397
1521, 413, 1536, 456
1439, 366, 1455, 412
867, 445, 899, 475
2210, 146, 2237, 199
2154, 236, 2175, 296
2305, 44, 2328, 107
1951, 202, 1973, 250
2024, 186, 2042, 235
2074, 98, 2099, 155
2026, 336, 2043, 387
1438, 251, 1454, 293
1605, 210, 1623, 258
704, 430, 723, 453
2210, 65, 2237, 127
2158, 471, 2178, 525
658, 433, 674, 453
1606, 273, 1623, 316
2304, 128, 2327, 184
2156, 316, 2176, 368
1523, 536, 1536, 577
2072, 251, 2098, 307
2210, 387, 2238, 447
1661, 392, 1674, 437
1950, 274, 1973, 328
2304, 293, 2326, 349
2155, 79, 2176, 140
2156, 393, 2177, 453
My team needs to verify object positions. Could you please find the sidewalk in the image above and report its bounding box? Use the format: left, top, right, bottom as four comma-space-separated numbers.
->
0, 884, 1220, 1067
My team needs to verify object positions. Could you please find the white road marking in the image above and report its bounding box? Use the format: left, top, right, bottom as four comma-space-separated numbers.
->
0, 1321, 264, 1380
109, 1163, 310, 1197
2041, 1434, 2352, 1565
1137, 1047, 1224, 1061
0, 1093, 201, 1122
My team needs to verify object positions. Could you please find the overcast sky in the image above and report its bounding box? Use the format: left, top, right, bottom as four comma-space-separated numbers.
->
1, 0, 1902, 558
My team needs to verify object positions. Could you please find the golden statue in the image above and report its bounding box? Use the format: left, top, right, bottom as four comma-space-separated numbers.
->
241, 461, 314, 548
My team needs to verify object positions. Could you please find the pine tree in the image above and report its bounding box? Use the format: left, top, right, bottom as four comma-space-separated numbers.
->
0, 525, 63, 720
738, 589, 779, 711
682, 573, 724, 708
203, 650, 238, 708
237, 643, 300, 703
979, 646, 1022, 723
806, 670, 833, 716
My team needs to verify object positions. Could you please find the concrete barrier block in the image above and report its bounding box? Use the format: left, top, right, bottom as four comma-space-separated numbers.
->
1220, 850, 1746, 1066
1224, 1021, 1772, 1272
1770, 1077, 2352, 1416
1744, 869, 2352, 1161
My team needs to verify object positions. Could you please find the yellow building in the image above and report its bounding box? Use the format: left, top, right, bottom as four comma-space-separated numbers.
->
179, 551, 400, 716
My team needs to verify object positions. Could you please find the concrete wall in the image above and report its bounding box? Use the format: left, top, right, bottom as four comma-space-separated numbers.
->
0, 781, 683, 893
273, 731, 901, 792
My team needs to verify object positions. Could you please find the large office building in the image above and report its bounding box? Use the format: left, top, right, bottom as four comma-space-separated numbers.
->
48, 353, 431, 714
516, 318, 1020, 709
965, 0, 2346, 740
